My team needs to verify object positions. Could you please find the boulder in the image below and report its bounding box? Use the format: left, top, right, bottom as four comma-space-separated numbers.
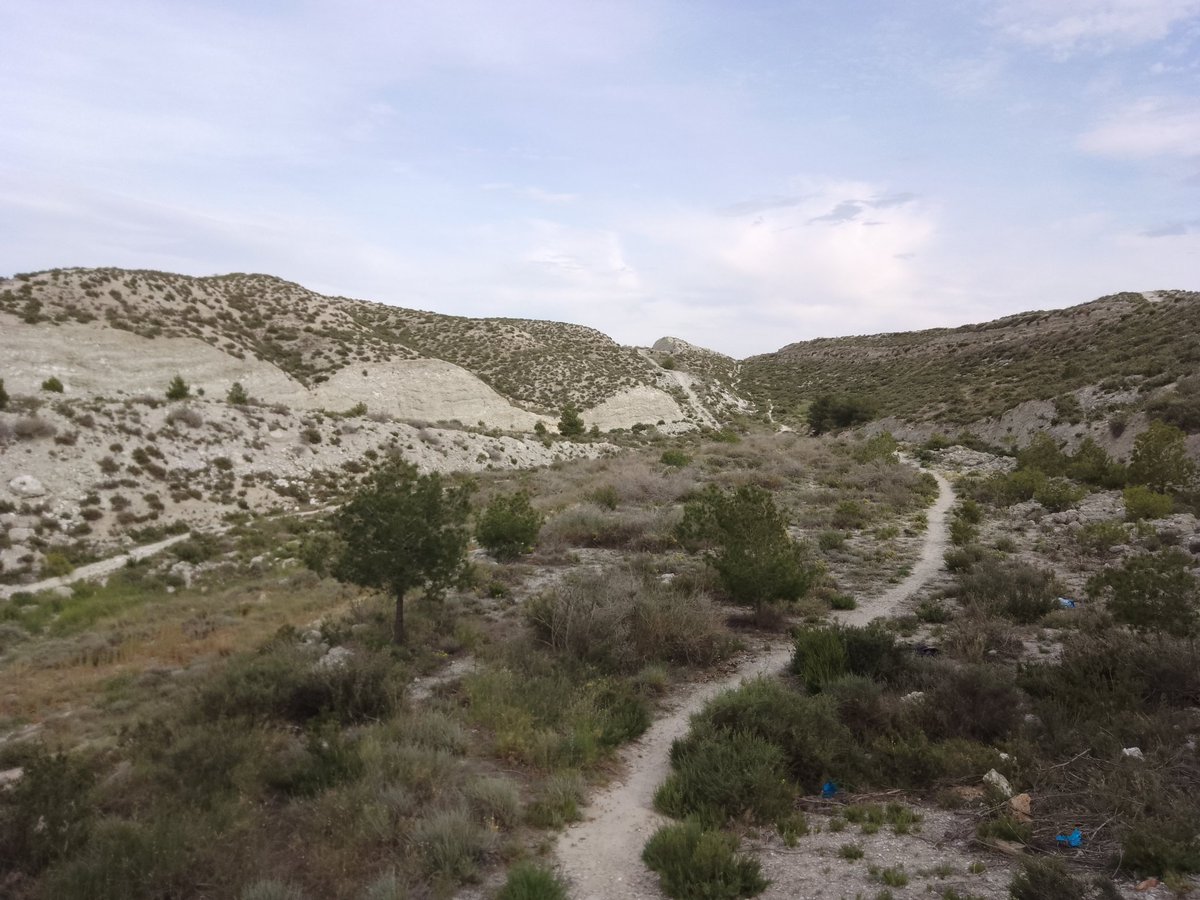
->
984, 768, 1014, 798
7, 475, 46, 498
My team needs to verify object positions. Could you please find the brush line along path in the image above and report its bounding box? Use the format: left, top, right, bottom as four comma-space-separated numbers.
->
555, 466, 955, 899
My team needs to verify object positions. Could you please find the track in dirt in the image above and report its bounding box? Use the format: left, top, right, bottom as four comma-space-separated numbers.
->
555, 467, 955, 899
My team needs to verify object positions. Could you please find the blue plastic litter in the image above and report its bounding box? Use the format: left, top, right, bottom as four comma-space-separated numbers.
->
1055, 828, 1083, 848
1057, 597, 1077, 609
821, 781, 838, 798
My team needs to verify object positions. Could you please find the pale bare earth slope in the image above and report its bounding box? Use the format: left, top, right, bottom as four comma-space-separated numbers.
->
555, 467, 955, 899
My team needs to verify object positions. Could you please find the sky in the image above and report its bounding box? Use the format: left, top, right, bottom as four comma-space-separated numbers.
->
2, 1, 1199, 357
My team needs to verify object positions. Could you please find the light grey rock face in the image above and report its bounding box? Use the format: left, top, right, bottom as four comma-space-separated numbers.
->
7, 527, 34, 544
317, 646, 353, 670
7, 475, 46, 498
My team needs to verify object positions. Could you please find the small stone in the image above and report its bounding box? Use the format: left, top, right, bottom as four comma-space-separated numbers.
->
1008, 792, 1032, 823
0, 767, 24, 788
317, 646, 353, 670
1122, 747, 1145, 761
900, 691, 926, 704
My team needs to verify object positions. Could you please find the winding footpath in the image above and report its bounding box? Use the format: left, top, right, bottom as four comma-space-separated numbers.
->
0, 533, 192, 601
555, 467, 955, 899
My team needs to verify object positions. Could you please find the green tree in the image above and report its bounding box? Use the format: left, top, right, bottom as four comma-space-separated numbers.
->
1128, 420, 1195, 494
0, 377, 8, 410
678, 484, 816, 610
1088, 549, 1199, 638
806, 394, 876, 435
40, 376, 63, 393
476, 491, 543, 561
165, 374, 191, 401
328, 459, 473, 643
226, 382, 249, 405
558, 404, 585, 438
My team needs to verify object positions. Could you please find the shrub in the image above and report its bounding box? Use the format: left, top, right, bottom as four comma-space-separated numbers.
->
464, 776, 521, 829
13, 416, 56, 439
525, 568, 734, 673
165, 374, 190, 401
42, 551, 75, 578
0, 748, 95, 874
959, 558, 1056, 624
678, 485, 816, 610
497, 862, 568, 900
41, 376, 64, 392
40, 816, 192, 900
412, 805, 495, 881
227, 382, 249, 404
476, 491, 543, 561
165, 406, 203, 428
1123, 485, 1173, 521
526, 771, 586, 828
1008, 858, 1086, 900
680, 677, 849, 792
642, 821, 768, 900
807, 394, 876, 435
558, 404, 585, 438
661, 449, 691, 467
0, 377, 7, 409
1120, 819, 1200, 876
1087, 549, 1198, 638
655, 730, 792, 826
1128, 420, 1195, 494
792, 624, 907, 690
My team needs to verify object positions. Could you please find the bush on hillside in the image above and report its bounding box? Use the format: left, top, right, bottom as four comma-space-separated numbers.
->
642, 821, 768, 900
476, 491, 543, 561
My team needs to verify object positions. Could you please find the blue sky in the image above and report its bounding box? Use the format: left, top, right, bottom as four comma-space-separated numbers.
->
2, 1, 1198, 356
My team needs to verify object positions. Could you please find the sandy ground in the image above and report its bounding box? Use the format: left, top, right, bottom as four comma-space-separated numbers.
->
554, 466, 956, 899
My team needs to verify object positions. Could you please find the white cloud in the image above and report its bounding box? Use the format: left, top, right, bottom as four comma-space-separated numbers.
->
992, 0, 1200, 54
1079, 97, 1200, 158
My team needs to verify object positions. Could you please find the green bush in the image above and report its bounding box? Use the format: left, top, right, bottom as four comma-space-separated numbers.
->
792, 624, 907, 690
476, 491, 543, 561
642, 821, 768, 900
1128, 420, 1196, 494
1120, 819, 1200, 876
958, 558, 1056, 624
806, 394, 876, 435
661, 449, 692, 468
0, 377, 7, 410
227, 382, 249, 404
165, 374, 190, 401
41, 817, 193, 900
1123, 485, 1173, 521
678, 485, 816, 610
1008, 858, 1086, 900
412, 805, 495, 881
525, 771, 586, 828
41, 376, 64, 393
678, 677, 849, 793
557, 404, 585, 438
655, 730, 792, 826
497, 862, 568, 900
1087, 549, 1198, 638
0, 749, 95, 874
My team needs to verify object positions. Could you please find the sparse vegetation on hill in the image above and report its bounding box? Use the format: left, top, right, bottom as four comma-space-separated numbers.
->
742, 290, 1200, 427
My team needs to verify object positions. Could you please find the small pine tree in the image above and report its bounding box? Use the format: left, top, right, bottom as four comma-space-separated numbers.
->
558, 404, 585, 438
0, 378, 8, 410
41, 376, 64, 393
165, 374, 191, 401
226, 382, 249, 405
476, 491, 543, 561
533, 421, 548, 437
1129, 420, 1195, 494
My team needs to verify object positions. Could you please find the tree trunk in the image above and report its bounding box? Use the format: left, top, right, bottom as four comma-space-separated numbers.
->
392, 590, 406, 644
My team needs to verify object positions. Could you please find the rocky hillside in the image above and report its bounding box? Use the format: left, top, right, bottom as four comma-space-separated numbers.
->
741, 290, 1200, 433
0, 268, 730, 429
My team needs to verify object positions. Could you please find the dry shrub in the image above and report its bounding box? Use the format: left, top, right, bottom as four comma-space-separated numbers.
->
13, 416, 57, 439
525, 567, 735, 673
165, 406, 203, 428
538, 504, 679, 552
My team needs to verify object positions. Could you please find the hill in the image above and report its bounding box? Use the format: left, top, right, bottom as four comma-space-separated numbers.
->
740, 290, 1200, 434
0, 268, 726, 429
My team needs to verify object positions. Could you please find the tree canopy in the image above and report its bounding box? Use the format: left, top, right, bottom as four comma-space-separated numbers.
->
329, 458, 473, 643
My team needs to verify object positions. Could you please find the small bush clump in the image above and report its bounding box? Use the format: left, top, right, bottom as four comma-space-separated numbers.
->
476, 491, 543, 561
642, 821, 768, 900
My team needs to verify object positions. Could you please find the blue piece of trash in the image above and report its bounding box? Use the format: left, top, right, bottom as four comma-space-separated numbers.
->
1057, 597, 1077, 609
1055, 828, 1083, 848
822, 781, 838, 798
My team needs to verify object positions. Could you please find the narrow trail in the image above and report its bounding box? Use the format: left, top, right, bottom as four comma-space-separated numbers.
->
555, 466, 956, 900
0, 533, 192, 601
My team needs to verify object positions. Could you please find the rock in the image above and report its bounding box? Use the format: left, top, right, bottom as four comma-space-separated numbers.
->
0, 767, 24, 788
1122, 746, 1145, 761
7, 475, 46, 498
1136, 877, 1160, 891
900, 691, 926, 704
50, 585, 73, 599
7, 526, 34, 544
984, 768, 1014, 798
317, 646, 353, 670
1008, 792, 1032, 823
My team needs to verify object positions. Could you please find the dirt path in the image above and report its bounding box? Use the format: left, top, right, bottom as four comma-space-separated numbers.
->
0, 533, 193, 600
555, 466, 955, 899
